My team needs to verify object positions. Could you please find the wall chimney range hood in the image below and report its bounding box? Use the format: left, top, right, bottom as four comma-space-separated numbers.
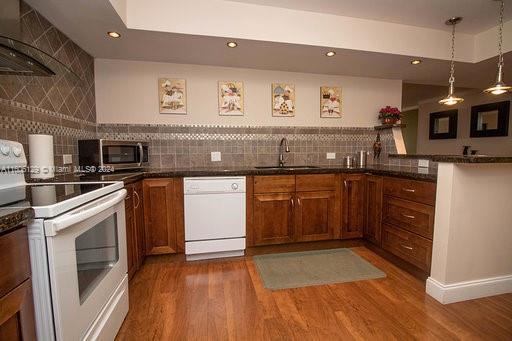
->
0, 0, 81, 82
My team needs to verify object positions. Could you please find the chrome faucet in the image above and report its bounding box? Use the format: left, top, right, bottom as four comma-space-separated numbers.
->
279, 137, 290, 167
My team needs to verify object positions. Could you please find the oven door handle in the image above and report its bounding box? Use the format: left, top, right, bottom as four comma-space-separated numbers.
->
44, 189, 127, 236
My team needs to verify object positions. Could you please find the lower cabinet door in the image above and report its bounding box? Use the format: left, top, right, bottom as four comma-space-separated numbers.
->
295, 191, 335, 242
253, 193, 295, 245
133, 181, 146, 267
125, 201, 137, 279
0, 280, 36, 341
342, 174, 366, 239
143, 179, 178, 255
365, 175, 383, 245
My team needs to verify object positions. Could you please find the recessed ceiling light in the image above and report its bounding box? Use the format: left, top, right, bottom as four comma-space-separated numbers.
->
107, 31, 121, 38
325, 51, 336, 57
411, 59, 422, 65
227, 41, 238, 48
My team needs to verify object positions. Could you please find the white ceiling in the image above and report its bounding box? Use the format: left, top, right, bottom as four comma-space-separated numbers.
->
26, 0, 512, 93
228, 0, 512, 34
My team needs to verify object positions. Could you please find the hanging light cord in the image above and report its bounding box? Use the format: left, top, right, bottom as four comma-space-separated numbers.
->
497, 0, 504, 67
449, 23, 456, 86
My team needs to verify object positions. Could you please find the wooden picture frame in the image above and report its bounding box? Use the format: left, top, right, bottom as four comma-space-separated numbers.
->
470, 101, 510, 138
429, 109, 458, 140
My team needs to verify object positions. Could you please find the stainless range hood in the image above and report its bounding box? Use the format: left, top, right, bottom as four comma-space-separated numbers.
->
0, 0, 81, 82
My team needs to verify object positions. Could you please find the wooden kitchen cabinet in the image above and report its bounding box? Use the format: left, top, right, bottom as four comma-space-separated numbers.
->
365, 175, 383, 245
341, 174, 365, 239
249, 174, 340, 246
295, 190, 336, 242
0, 226, 36, 341
253, 193, 295, 245
124, 181, 146, 279
133, 181, 145, 268
124, 184, 137, 279
143, 178, 184, 255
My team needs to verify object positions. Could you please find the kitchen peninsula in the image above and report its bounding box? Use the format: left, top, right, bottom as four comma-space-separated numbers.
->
389, 154, 512, 303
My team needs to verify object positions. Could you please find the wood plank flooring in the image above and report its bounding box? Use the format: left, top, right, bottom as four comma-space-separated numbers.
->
116, 243, 512, 340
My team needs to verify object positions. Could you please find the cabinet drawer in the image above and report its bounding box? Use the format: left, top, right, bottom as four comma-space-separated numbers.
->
382, 224, 432, 272
254, 175, 295, 194
383, 196, 434, 239
0, 227, 31, 298
296, 174, 336, 192
383, 177, 436, 206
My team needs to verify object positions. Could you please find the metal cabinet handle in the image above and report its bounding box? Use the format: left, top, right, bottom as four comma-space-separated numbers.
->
402, 214, 415, 219
125, 195, 131, 201
401, 244, 413, 250
134, 190, 140, 209
290, 198, 294, 206
344, 180, 348, 188
298, 198, 301, 205
402, 188, 415, 193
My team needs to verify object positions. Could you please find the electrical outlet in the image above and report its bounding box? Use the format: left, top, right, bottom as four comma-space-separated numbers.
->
326, 152, 336, 160
63, 154, 72, 165
418, 159, 430, 168
211, 151, 221, 162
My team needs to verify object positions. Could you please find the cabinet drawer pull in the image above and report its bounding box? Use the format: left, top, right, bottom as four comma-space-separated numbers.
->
402, 214, 415, 219
290, 198, 294, 206
402, 188, 415, 193
400, 244, 413, 250
297, 198, 301, 205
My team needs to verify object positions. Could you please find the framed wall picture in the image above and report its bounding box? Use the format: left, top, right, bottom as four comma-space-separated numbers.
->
429, 109, 458, 140
218, 81, 244, 116
272, 83, 295, 117
158, 78, 186, 114
470, 101, 510, 138
320, 86, 342, 118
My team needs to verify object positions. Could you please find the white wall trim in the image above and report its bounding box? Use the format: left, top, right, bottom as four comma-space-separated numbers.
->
426, 275, 512, 304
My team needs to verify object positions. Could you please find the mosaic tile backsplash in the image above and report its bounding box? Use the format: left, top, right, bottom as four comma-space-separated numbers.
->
97, 124, 402, 169
0, 1, 96, 170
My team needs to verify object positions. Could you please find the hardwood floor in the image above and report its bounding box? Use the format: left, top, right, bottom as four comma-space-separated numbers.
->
116, 243, 512, 340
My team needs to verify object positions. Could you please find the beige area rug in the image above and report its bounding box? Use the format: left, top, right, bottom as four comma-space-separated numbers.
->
253, 248, 386, 290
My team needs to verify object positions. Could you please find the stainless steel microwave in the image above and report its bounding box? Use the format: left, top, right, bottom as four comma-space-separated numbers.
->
78, 139, 149, 171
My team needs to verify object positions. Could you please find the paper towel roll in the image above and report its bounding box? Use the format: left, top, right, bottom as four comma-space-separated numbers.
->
29, 134, 54, 179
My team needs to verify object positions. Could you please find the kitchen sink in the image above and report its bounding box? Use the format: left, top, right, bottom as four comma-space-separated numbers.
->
254, 165, 320, 170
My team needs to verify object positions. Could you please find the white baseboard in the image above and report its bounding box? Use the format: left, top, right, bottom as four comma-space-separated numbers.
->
426, 275, 512, 304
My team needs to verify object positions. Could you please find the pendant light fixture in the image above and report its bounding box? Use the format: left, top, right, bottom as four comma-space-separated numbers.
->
484, 0, 511, 95
439, 17, 464, 106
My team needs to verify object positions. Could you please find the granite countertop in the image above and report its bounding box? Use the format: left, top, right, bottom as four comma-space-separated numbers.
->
72, 164, 437, 184
389, 154, 512, 163
7, 165, 434, 231
0, 207, 34, 235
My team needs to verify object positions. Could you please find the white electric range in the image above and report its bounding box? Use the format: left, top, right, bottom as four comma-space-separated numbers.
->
0, 139, 129, 341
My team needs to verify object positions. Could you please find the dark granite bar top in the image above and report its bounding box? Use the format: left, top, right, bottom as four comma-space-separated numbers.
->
389, 154, 512, 164
0, 207, 34, 235
69, 164, 437, 184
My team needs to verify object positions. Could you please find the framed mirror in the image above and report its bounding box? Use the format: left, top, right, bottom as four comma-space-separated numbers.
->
470, 101, 510, 138
429, 109, 458, 140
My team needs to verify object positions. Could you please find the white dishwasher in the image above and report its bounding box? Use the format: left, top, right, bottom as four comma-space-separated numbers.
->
184, 177, 246, 260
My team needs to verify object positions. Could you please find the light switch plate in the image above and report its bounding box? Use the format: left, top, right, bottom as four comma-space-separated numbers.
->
326, 152, 336, 160
63, 154, 72, 165
418, 159, 430, 168
211, 151, 221, 162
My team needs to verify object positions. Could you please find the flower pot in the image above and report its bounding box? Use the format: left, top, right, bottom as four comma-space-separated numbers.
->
382, 118, 397, 125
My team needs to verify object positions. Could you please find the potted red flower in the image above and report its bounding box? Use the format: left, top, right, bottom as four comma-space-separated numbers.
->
378, 106, 402, 124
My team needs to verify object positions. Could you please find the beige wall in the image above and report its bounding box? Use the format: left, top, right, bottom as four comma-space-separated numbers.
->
95, 58, 402, 127
431, 163, 512, 284
417, 91, 512, 156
